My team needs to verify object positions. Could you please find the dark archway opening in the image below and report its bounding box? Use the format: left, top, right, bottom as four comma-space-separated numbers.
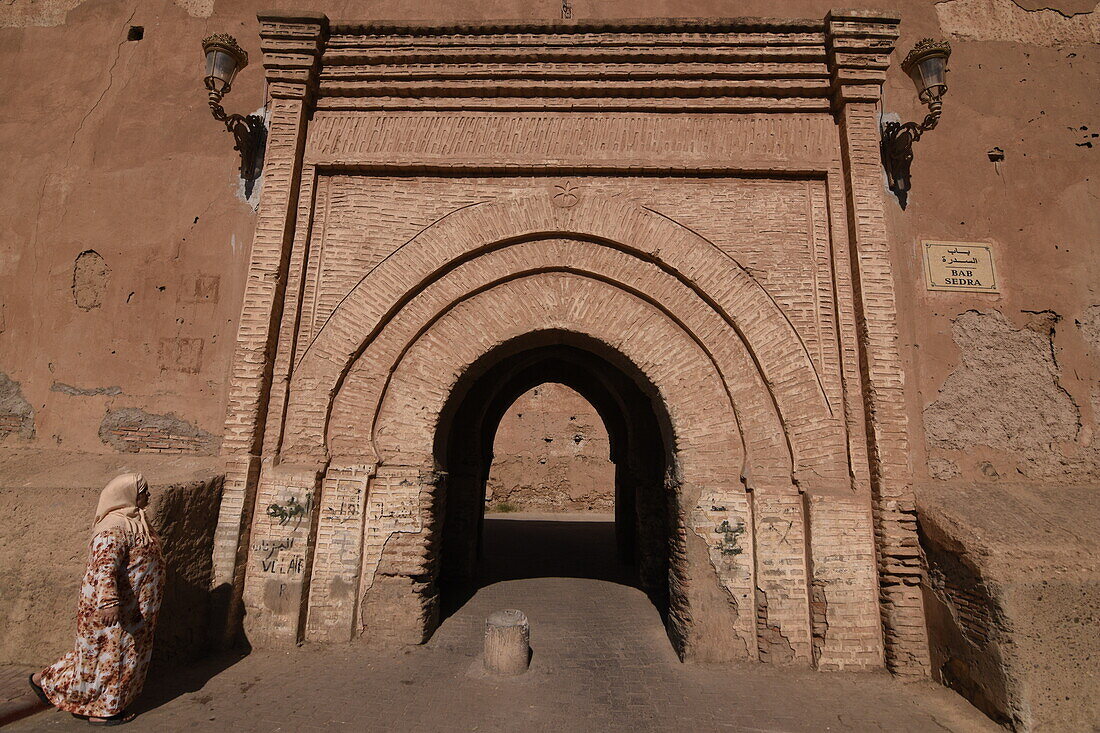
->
432, 332, 677, 644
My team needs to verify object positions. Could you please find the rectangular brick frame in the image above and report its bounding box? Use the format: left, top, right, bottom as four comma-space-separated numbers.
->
211, 9, 930, 676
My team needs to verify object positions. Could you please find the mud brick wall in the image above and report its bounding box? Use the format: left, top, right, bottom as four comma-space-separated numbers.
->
99, 408, 218, 454
0, 474, 223, 668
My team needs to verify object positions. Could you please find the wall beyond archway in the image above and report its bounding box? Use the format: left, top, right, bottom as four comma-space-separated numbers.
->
485, 382, 616, 513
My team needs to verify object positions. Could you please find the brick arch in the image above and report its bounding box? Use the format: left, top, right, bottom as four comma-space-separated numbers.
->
284, 193, 847, 490
361, 273, 749, 658
374, 272, 740, 483
321, 239, 793, 487
432, 341, 673, 615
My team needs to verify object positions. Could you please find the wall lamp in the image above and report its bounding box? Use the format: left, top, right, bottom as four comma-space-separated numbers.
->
202, 33, 265, 181
881, 38, 952, 201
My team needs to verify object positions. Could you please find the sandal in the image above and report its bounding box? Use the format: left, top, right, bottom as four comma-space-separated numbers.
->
27, 674, 51, 706
87, 711, 136, 726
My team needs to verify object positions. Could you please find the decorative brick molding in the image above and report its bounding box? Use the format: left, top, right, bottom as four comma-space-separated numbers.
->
827, 10, 931, 676
214, 11, 927, 674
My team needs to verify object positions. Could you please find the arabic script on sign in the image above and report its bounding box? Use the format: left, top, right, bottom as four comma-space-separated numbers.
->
923, 242, 999, 293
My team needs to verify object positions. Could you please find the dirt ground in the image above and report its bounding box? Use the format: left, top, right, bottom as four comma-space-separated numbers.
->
11, 514, 996, 732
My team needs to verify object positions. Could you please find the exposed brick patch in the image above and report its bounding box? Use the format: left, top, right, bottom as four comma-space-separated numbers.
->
50, 381, 121, 396
99, 407, 218, 454
756, 587, 796, 664
0, 372, 34, 440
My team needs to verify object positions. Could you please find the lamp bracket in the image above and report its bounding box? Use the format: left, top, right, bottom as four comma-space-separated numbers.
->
881, 98, 943, 202
208, 91, 265, 181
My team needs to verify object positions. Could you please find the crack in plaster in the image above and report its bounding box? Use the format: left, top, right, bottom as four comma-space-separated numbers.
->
935, 0, 1100, 45
68, 8, 137, 157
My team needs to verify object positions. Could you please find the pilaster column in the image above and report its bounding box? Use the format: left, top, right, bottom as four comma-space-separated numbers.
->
212, 11, 328, 640
826, 9, 931, 677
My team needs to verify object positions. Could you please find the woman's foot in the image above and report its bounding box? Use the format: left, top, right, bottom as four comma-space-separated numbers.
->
87, 711, 136, 726
27, 673, 51, 706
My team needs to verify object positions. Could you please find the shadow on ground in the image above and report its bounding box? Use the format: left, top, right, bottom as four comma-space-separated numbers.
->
131, 649, 249, 717
441, 514, 638, 621
6, 514, 999, 732
481, 516, 631, 584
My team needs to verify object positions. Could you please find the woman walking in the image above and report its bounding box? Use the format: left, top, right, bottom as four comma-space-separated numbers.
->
29, 473, 165, 725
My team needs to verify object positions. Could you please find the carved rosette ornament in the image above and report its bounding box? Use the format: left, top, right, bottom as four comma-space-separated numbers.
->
552, 182, 580, 208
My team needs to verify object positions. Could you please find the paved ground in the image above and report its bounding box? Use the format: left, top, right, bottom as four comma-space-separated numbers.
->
10, 514, 996, 732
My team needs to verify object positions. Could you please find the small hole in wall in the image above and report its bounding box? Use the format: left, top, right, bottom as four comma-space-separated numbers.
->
127, 26, 144, 41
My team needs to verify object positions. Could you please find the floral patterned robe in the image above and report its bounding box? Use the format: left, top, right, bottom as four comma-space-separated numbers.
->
39, 527, 165, 717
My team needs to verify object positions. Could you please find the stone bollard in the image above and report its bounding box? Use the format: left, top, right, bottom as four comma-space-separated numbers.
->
484, 609, 530, 675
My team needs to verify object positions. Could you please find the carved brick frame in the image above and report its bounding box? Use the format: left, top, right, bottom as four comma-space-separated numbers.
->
211, 9, 930, 676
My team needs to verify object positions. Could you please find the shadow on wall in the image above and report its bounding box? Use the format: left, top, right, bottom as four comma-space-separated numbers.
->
147, 475, 225, 669
919, 519, 1013, 727
0, 474, 227, 671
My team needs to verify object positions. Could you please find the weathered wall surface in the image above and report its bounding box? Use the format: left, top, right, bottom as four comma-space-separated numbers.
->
0, 0, 256, 456
918, 483, 1100, 731
0, 0, 1097, 729
0, 452, 223, 667
877, 8, 1099, 727
487, 384, 614, 512
1, 2, 1095, 490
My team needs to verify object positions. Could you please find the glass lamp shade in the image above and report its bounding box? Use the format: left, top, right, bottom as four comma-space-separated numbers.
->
902, 39, 951, 104
202, 34, 248, 96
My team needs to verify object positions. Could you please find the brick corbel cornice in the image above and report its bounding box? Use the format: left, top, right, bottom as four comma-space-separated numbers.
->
258, 10, 329, 101
825, 9, 900, 107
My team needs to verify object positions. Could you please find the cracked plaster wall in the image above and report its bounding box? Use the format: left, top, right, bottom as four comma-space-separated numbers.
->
0, 0, 254, 456
923, 310, 1093, 481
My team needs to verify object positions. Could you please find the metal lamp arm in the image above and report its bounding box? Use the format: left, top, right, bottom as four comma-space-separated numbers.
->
207, 89, 265, 179
881, 98, 944, 198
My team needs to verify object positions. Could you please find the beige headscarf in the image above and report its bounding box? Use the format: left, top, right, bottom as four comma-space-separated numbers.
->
91, 473, 154, 546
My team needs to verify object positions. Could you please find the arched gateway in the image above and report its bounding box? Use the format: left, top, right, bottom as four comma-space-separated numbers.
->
212, 11, 930, 676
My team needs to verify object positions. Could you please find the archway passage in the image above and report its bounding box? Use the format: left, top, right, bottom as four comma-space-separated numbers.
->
434, 336, 678, 645
223, 13, 931, 675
